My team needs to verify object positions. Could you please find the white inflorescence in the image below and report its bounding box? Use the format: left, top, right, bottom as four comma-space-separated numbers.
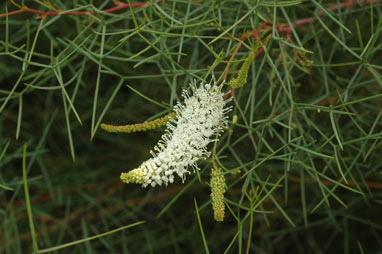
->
120, 82, 230, 187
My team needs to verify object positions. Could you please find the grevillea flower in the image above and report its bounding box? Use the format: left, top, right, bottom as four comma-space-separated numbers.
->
120, 81, 230, 187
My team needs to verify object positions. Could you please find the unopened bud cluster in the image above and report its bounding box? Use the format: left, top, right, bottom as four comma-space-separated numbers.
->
101, 112, 176, 133
210, 167, 226, 222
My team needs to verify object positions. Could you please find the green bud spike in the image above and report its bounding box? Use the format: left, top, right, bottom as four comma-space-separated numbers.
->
210, 167, 226, 222
101, 112, 176, 133
228, 51, 254, 88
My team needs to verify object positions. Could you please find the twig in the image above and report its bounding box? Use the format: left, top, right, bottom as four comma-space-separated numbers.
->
0, 0, 163, 18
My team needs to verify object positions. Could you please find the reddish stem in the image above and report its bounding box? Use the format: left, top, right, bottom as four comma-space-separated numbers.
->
0, 9, 25, 17
0, 0, 163, 18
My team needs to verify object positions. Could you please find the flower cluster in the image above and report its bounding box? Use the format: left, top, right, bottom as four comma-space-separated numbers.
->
120, 82, 230, 187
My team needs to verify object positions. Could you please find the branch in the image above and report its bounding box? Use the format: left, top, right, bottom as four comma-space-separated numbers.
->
0, 0, 163, 18
263, 0, 380, 34
223, 0, 381, 99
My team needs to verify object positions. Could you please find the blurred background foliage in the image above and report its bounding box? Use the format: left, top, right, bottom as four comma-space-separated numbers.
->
0, 0, 382, 253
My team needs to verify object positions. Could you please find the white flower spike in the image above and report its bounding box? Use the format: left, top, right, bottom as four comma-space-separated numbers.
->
121, 81, 230, 187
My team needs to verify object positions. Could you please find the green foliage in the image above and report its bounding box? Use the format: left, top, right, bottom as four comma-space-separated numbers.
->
1, 0, 382, 253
